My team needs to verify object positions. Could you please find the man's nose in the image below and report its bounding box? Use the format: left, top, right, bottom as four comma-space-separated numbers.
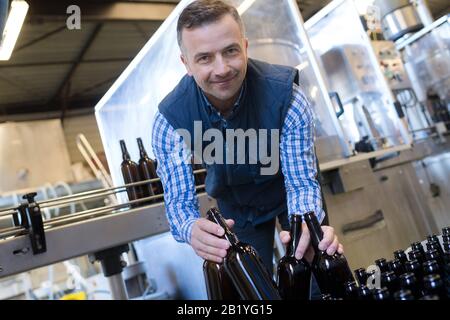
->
213, 56, 231, 77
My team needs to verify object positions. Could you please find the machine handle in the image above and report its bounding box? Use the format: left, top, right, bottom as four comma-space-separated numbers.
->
341, 210, 384, 235
329, 92, 345, 118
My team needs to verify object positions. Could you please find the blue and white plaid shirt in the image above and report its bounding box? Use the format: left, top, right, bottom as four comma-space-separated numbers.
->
152, 83, 325, 243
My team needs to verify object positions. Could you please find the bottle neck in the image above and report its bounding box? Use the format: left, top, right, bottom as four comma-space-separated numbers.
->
286, 215, 302, 258
120, 140, 130, 161
207, 208, 238, 246
304, 212, 323, 252
137, 138, 147, 159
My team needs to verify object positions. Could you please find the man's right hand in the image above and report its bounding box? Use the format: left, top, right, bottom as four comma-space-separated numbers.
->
191, 217, 235, 263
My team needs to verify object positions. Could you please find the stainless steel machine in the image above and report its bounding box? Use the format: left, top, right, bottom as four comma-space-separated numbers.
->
0, 178, 215, 300
305, 0, 441, 270
305, 0, 411, 154
372, 40, 434, 140
396, 15, 450, 131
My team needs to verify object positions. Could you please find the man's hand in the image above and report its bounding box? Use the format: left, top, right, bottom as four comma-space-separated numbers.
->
191, 217, 235, 263
279, 223, 344, 263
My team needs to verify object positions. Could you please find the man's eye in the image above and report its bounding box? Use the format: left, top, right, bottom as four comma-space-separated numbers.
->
198, 56, 210, 63
227, 48, 238, 54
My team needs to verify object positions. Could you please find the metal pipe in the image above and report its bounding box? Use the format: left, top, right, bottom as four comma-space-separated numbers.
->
0, 169, 206, 214
107, 273, 129, 300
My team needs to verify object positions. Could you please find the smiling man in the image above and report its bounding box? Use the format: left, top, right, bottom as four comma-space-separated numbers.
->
151, 0, 344, 293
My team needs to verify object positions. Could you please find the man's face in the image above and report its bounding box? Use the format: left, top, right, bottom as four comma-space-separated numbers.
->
180, 14, 248, 107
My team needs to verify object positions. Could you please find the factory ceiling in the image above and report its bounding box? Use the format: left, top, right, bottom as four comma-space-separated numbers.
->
0, 0, 448, 121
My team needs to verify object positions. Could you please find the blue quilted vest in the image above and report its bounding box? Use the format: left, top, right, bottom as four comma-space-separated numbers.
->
159, 58, 298, 227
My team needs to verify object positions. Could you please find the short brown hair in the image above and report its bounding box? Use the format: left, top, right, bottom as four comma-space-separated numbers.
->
177, 0, 244, 48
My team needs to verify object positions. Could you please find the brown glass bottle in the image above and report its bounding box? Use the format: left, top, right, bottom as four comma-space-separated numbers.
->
423, 274, 446, 300
425, 249, 445, 271
405, 259, 424, 283
427, 241, 444, 258
344, 281, 359, 300
388, 259, 405, 277
373, 287, 391, 300
304, 212, 354, 298
393, 289, 414, 300
411, 242, 426, 257
394, 249, 408, 265
136, 138, 156, 204
357, 285, 372, 300
203, 209, 241, 300
442, 227, 450, 236
399, 272, 421, 299
120, 140, 142, 207
276, 215, 311, 300
354, 268, 368, 286
207, 208, 281, 300
408, 249, 425, 265
427, 235, 443, 253
381, 271, 400, 295
375, 258, 389, 273
423, 260, 444, 280
443, 242, 450, 298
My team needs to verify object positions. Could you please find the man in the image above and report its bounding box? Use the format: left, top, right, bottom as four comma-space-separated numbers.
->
152, 0, 343, 278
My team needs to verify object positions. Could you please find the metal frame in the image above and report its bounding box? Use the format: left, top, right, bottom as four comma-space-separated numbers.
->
0, 192, 214, 279
396, 14, 450, 50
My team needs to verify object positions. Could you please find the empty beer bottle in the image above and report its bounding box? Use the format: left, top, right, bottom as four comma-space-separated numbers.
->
427, 241, 444, 258
443, 242, 450, 298
423, 274, 446, 300
442, 227, 450, 236
120, 140, 142, 207
423, 260, 443, 279
399, 272, 421, 299
408, 249, 425, 265
411, 242, 426, 257
203, 260, 240, 300
304, 212, 354, 298
394, 249, 408, 265
388, 259, 404, 277
393, 289, 415, 300
373, 287, 391, 300
203, 211, 240, 300
357, 285, 372, 300
320, 293, 332, 300
405, 259, 424, 293
344, 281, 359, 300
277, 214, 311, 300
138, 138, 163, 197
375, 258, 389, 273
381, 271, 400, 296
136, 138, 156, 204
425, 249, 445, 271
354, 268, 368, 287
207, 208, 281, 300
443, 234, 450, 244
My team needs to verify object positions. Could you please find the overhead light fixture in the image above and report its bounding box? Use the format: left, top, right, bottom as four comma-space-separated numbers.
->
0, 0, 29, 61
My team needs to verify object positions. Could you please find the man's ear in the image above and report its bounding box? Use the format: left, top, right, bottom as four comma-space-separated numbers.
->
180, 54, 192, 76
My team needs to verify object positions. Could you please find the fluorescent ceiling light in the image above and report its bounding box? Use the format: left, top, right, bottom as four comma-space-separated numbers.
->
0, 0, 29, 61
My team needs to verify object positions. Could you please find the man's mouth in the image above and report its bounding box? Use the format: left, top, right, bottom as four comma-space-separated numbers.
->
211, 74, 237, 85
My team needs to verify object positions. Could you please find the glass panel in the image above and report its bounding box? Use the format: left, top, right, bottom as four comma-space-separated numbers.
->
402, 17, 450, 103
95, 0, 194, 199
95, 0, 354, 191
305, 0, 410, 152
230, 0, 351, 160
